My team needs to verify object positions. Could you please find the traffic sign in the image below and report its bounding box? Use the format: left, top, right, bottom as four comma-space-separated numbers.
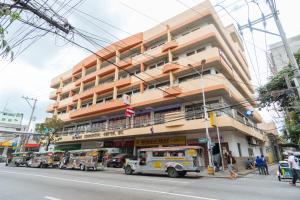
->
125, 107, 135, 117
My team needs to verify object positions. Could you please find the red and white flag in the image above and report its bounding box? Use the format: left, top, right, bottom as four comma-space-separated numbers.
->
125, 107, 135, 117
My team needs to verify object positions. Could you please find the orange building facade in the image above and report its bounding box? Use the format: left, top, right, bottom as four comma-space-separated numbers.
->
47, 1, 273, 168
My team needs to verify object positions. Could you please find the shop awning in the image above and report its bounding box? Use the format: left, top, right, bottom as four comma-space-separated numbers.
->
25, 143, 40, 148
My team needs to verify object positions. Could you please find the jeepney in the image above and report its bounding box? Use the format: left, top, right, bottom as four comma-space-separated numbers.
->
29, 150, 64, 168
59, 149, 106, 171
6, 152, 32, 167
124, 146, 202, 178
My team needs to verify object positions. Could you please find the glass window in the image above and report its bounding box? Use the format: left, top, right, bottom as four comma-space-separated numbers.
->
152, 151, 167, 157
186, 51, 195, 56
169, 151, 185, 157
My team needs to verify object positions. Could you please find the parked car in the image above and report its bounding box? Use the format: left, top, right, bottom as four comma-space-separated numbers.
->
107, 154, 134, 168
6, 152, 32, 167
124, 146, 202, 178
29, 150, 64, 168
59, 149, 107, 171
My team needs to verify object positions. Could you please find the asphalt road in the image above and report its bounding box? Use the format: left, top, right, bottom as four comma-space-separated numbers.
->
0, 163, 299, 200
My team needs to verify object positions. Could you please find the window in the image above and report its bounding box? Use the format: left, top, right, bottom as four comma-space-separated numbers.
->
152, 151, 167, 157
172, 56, 179, 61
248, 148, 254, 157
156, 81, 170, 89
237, 143, 242, 157
186, 51, 195, 57
196, 47, 206, 53
169, 151, 185, 157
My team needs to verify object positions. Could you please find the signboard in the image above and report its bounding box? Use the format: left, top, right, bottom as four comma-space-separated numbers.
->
0, 112, 23, 125
198, 138, 208, 143
122, 94, 131, 105
125, 107, 135, 117
134, 136, 186, 147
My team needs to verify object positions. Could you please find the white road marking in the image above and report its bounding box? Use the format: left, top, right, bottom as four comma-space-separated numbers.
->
135, 177, 189, 184
0, 170, 219, 200
44, 196, 62, 200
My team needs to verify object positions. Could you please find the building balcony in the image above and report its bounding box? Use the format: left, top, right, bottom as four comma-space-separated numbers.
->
75, 64, 116, 86
49, 90, 57, 100
131, 67, 163, 84
163, 86, 182, 97
73, 77, 131, 102
117, 58, 132, 68
161, 40, 178, 52
162, 62, 181, 73
61, 82, 76, 94
57, 113, 70, 121
56, 111, 264, 143
70, 99, 126, 118
50, 70, 72, 88
58, 97, 73, 109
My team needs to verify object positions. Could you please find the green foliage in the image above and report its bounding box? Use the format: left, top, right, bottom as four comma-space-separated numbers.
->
285, 110, 300, 144
35, 116, 64, 150
0, 6, 20, 61
257, 67, 296, 108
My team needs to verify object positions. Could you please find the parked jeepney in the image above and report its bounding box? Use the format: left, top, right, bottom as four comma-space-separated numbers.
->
124, 146, 202, 178
29, 150, 64, 168
6, 152, 32, 167
59, 149, 106, 171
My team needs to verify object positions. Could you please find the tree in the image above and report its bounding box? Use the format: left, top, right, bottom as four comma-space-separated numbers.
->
35, 116, 64, 151
0, 5, 20, 60
257, 67, 296, 108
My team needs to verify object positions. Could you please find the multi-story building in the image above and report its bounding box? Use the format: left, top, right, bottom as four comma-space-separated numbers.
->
47, 1, 271, 168
269, 34, 300, 75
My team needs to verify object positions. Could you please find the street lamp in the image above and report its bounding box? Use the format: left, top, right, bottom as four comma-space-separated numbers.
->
188, 60, 214, 169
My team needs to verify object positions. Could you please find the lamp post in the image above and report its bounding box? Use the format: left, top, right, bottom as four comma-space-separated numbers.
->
188, 60, 214, 169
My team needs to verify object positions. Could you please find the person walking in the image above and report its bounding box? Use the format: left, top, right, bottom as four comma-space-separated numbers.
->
225, 151, 238, 179
288, 152, 300, 186
255, 156, 265, 175
261, 155, 269, 175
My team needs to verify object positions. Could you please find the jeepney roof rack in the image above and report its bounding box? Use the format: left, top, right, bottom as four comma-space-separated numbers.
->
139, 146, 200, 152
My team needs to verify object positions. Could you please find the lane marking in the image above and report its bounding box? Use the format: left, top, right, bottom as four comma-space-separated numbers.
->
44, 196, 62, 200
0, 170, 219, 200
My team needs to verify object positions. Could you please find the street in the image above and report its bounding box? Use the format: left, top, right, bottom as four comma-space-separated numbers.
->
0, 164, 299, 200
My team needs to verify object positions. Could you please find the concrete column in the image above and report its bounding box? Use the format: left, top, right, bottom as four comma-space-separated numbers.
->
140, 82, 145, 93
77, 99, 82, 109
166, 25, 171, 42
141, 44, 145, 53
96, 58, 102, 70
66, 106, 70, 112
140, 63, 145, 72
116, 50, 120, 63
57, 94, 61, 102
95, 75, 100, 86
79, 82, 84, 93
169, 72, 175, 87
168, 49, 173, 62
82, 66, 86, 77
59, 78, 63, 88
54, 108, 58, 115
93, 93, 97, 105
113, 86, 117, 100
114, 67, 119, 81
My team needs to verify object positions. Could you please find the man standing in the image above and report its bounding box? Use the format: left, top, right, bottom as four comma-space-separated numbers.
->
288, 152, 300, 186
255, 156, 265, 175
261, 155, 269, 175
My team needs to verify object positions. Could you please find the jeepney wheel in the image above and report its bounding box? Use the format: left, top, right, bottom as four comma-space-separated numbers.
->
167, 168, 179, 178
15, 163, 19, 167
80, 164, 86, 171
178, 171, 187, 177
125, 165, 133, 175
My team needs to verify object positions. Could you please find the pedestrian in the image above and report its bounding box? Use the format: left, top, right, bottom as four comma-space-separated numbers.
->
226, 151, 238, 179
246, 158, 254, 169
261, 155, 269, 175
255, 156, 265, 175
288, 152, 300, 186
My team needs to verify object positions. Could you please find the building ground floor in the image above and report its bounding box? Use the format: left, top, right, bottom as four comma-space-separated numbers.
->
54, 128, 279, 171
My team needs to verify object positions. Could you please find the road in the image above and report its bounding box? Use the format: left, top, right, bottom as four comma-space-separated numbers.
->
0, 163, 299, 200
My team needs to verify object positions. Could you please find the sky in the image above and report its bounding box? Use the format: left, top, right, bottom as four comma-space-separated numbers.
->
0, 0, 299, 131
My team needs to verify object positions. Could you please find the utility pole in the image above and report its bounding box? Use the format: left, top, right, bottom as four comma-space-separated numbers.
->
188, 60, 214, 170
20, 96, 37, 151
266, 0, 300, 97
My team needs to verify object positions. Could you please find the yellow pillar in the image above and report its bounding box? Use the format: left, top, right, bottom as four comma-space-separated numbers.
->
93, 93, 97, 105
77, 99, 82, 109
96, 58, 102, 70
166, 25, 171, 42
168, 49, 173, 62
95, 75, 100, 86
79, 82, 84, 93
169, 72, 175, 87
82, 66, 86, 77
113, 86, 118, 100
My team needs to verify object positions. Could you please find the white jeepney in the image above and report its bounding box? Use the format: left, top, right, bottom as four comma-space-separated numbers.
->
124, 146, 202, 178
